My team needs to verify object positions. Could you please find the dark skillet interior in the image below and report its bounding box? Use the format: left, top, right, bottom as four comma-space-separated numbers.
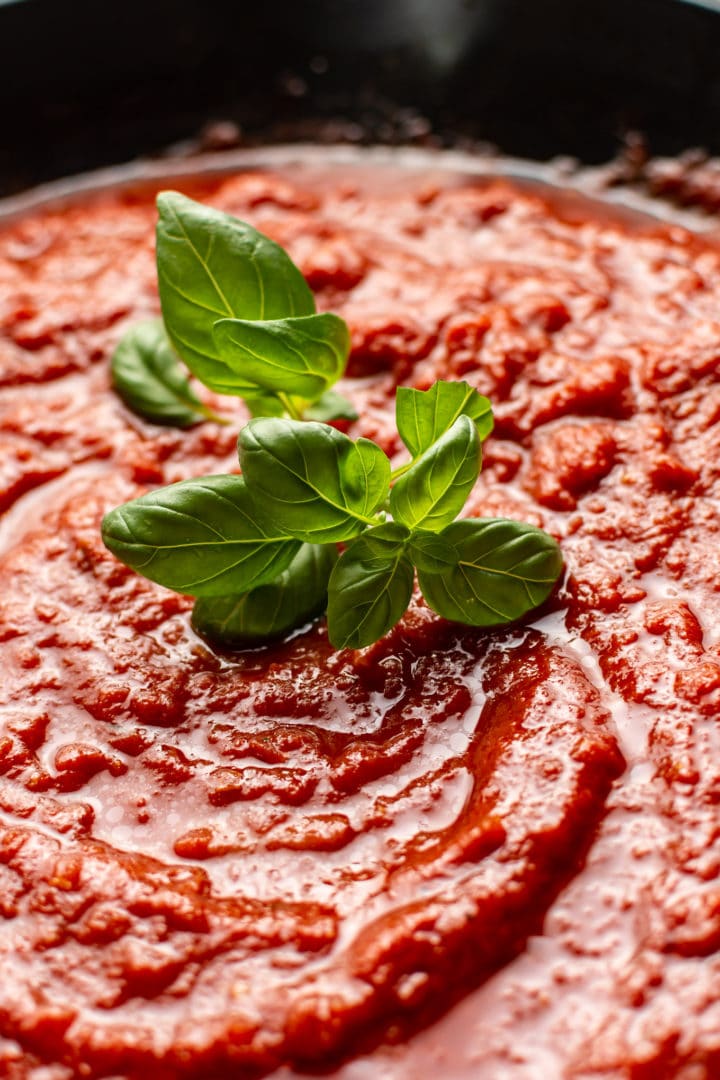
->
2, 0, 720, 196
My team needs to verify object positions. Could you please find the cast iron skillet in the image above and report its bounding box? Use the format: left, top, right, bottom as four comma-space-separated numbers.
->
2, 0, 720, 196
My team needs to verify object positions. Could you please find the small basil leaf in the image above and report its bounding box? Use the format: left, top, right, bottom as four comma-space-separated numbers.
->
101, 474, 300, 596
213, 312, 349, 400
390, 415, 480, 532
156, 191, 315, 395
407, 530, 456, 574
326, 523, 414, 649
415, 518, 563, 627
303, 389, 358, 423
192, 543, 336, 648
111, 319, 208, 427
243, 391, 286, 418
238, 418, 390, 543
396, 380, 493, 457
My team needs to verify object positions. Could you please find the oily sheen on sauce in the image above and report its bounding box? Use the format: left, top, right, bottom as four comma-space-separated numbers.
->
1, 163, 720, 1079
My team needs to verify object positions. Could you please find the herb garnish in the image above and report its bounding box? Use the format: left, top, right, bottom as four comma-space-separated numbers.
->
111, 319, 226, 427
102, 192, 562, 649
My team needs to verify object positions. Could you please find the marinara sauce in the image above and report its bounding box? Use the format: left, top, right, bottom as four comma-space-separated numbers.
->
1, 161, 719, 1078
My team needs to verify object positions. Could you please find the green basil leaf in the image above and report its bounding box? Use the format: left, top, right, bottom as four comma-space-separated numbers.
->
390, 415, 480, 532
192, 542, 336, 648
101, 474, 300, 596
396, 380, 493, 457
156, 191, 315, 395
238, 418, 390, 543
111, 319, 209, 427
326, 523, 414, 649
244, 389, 359, 422
413, 518, 563, 626
407, 530, 455, 574
243, 391, 286, 418
302, 389, 358, 422
213, 312, 349, 400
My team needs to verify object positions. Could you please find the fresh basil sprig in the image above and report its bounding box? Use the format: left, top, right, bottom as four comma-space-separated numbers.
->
112, 191, 356, 426
157, 191, 315, 396
102, 192, 564, 651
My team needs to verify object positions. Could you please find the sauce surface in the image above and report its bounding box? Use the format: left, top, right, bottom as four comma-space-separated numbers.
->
1, 163, 720, 1079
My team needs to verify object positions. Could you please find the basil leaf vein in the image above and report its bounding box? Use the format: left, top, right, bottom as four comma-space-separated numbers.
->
156, 191, 315, 395
213, 312, 349, 400
396, 379, 493, 456
327, 523, 414, 649
390, 415, 481, 531
413, 518, 563, 626
192, 543, 336, 647
238, 418, 390, 543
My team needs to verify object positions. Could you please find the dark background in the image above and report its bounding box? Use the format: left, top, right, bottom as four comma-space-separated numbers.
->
2, 0, 720, 196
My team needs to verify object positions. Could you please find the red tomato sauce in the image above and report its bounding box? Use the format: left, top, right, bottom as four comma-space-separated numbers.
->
1, 163, 720, 1078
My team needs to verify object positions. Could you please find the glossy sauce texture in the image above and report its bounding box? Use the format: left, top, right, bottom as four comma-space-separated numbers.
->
1, 165, 720, 1078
